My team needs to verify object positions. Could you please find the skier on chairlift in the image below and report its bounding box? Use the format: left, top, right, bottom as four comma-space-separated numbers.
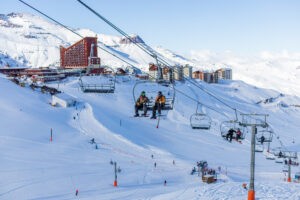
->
226, 128, 236, 142
151, 91, 166, 119
236, 128, 242, 141
134, 91, 149, 117
260, 135, 265, 145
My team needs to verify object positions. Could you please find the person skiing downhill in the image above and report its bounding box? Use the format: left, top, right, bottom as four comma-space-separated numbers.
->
134, 91, 149, 117
151, 91, 166, 119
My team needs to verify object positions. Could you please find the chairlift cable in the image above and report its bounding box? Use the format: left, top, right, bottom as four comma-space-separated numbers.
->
76, 0, 245, 118
20, 0, 291, 151
20, 0, 268, 128
18, 0, 225, 119
77, 0, 157, 59
175, 89, 227, 116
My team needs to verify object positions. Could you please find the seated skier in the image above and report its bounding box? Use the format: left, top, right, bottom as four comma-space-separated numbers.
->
236, 128, 242, 141
260, 135, 265, 144
151, 91, 166, 119
134, 91, 149, 117
226, 128, 236, 142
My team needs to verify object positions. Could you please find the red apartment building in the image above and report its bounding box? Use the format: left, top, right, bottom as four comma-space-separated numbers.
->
60, 37, 101, 68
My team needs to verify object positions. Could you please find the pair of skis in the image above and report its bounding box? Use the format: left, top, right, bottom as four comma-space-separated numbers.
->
133, 114, 163, 128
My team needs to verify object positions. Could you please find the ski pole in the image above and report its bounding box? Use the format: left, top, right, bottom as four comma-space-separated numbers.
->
156, 115, 160, 128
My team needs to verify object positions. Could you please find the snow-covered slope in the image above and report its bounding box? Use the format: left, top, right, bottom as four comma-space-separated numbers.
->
1, 74, 300, 199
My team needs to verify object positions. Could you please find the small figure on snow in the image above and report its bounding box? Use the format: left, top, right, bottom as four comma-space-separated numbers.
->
173, 160, 175, 165
151, 91, 166, 119
90, 138, 95, 144
75, 189, 79, 196
242, 183, 247, 190
191, 167, 196, 175
151, 154, 154, 159
154, 162, 157, 168
226, 128, 236, 142
279, 151, 283, 158
164, 180, 167, 186
134, 91, 149, 117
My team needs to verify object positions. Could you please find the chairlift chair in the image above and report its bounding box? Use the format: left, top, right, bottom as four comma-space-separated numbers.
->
190, 113, 212, 129
255, 143, 264, 152
282, 165, 289, 172
256, 129, 273, 144
132, 80, 175, 111
79, 66, 116, 93
220, 120, 246, 140
265, 152, 276, 160
272, 147, 287, 158
190, 103, 212, 129
275, 157, 284, 163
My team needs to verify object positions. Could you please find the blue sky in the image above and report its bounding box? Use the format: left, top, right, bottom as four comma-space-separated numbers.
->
1, 0, 300, 55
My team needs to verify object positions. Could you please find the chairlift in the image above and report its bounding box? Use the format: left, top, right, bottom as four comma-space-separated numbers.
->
272, 148, 297, 160
220, 120, 246, 140
282, 165, 289, 172
132, 80, 175, 111
255, 143, 264, 153
275, 157, 284, 163
190, 103, 212, 129
79, 66, 116, 93
265, 152, 275, 160
256, 129, 273, 144
272, 147, 286, 158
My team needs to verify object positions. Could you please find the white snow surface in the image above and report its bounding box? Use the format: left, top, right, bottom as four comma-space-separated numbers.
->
0, 74, 300, 199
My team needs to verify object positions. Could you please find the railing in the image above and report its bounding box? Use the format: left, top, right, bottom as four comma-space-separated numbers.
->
80, 83, 115, 93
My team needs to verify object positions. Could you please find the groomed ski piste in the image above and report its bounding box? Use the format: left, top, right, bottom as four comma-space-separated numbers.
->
1, 72, 300, 200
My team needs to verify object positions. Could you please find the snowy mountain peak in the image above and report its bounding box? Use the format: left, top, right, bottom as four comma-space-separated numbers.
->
120, 34, 144, 44
0, 12, 191, 69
